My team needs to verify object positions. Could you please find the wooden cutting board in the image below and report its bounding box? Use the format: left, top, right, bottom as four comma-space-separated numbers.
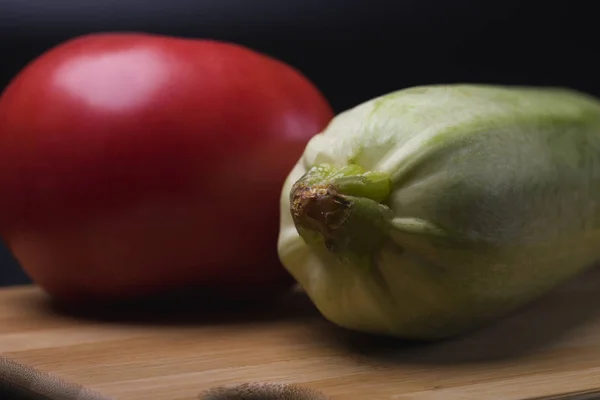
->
3, 268, 600, 400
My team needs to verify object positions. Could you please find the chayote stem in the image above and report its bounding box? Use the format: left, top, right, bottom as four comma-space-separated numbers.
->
289, 164, 395, 258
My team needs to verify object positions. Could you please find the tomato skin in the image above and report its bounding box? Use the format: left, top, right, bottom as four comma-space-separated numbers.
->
0, 33, 334, 302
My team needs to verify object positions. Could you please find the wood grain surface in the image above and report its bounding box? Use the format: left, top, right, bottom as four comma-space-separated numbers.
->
3, 267, 600, 400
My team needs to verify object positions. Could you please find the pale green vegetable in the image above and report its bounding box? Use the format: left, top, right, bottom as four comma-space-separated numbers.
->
277, 84, 600, 340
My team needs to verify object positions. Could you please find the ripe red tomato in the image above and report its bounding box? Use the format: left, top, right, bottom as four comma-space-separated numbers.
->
0, 32, 334, 302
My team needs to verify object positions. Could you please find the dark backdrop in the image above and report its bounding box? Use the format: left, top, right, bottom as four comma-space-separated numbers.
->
0, 0, 596, 286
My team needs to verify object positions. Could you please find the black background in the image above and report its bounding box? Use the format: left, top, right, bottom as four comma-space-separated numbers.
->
0, 0, 597, 286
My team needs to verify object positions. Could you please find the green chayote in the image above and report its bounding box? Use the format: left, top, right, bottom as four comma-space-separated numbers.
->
277, 84, 600, 340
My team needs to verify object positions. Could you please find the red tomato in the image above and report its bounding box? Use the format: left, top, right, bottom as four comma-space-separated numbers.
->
0, 32, 334, 302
